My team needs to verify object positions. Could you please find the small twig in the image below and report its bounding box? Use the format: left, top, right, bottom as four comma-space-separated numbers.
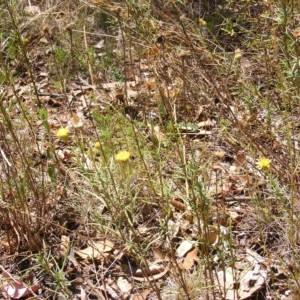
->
83, 25, 94, 87
0, 148, 11, 167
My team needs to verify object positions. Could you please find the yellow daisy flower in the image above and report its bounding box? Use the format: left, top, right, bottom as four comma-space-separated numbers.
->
115, 150, 130, 162
94, 142, 101, 150
56, 127, 69, 141
256, 158, 271, 170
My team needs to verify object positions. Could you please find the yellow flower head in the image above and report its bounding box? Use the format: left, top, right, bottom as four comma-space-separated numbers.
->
234, 48, 242, 60
56, 127, 69, 141
199, 18, 207, 27
256, 158, 271, 170
115, 150, 130, 162
94, 141, 101, 150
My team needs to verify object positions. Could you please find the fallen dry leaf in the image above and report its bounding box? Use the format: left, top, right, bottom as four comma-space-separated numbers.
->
239, 268, 267, 300
1, 267, 40, 299
176, 240, 195, 258
135, 263, 166, 276
132, 263, 171, 282
58, 235, 70, 257
181, 248, 199, 270
147, 124, 167, 145
24, 5, 41, 15
131, 289, 152, 300
217, 267, 237, 299
117, 277, 132, 298
169, 199, 187, 211
152, 248, 167, 260
75, 240, 114, 260
214, 151, 226, 159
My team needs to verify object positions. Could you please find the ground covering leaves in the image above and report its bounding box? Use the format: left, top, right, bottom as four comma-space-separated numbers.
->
0, 0, 300, 299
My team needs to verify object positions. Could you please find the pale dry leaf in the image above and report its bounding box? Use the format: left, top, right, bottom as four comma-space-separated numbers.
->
241, 57, 252, 68
217, 267, 237, 295
58, 235, 70, 256
103, 82, 120, 91
197, 119, 215, 128
87, 279, 106, 299
127, 89, 139, 100
91, 0, 105, 5
137, 226, 149, 235
102, 81, 136, 91
114, 88, 124, 100
55, 149, 65, 160
117, 277, 132, 297
239, 269, 267, 300
167, 219, 180, 241
246, 248, 267, 265
94, 40, 105, 49
39, 37, 48, 44
131, 289, 151, 300
69, 112, 84, 129
1, 267, 40, 299
214, 151, 226, 159
223, 289, 239, 300
75, 240, 114, 260
80, 286, 86, 300
227, 210, 241, 224
103, 284, 119, 300
176, 240, 195, 258
182, 248, 199, 270
79, 94, 90, 108
152, 248, 166, 260
234, 151, 247, 168
147, 124, 167, 145
24, 5, 41, 15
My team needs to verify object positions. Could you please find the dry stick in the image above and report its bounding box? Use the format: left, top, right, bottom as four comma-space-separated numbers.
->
168, 8, 216, 300
117, 15, 129, 106
116, 12, 164, 300
5, 1, 41, 108
45, 29, 67, 95
83, 25, 95, 87
66, 23, 76, 76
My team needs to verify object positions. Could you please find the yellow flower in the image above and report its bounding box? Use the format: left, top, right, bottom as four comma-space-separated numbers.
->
234, 48, 242, 60
199, 18, 207, 27
56, 127, 69, 140
256, 158, 271, 170
115, 150, 130, 162
94, 141, 101, 150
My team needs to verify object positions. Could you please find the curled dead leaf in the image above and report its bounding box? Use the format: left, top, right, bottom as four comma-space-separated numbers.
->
132, 263, 170, 282
169, 199, 187, 211
135, 263, 166, 276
